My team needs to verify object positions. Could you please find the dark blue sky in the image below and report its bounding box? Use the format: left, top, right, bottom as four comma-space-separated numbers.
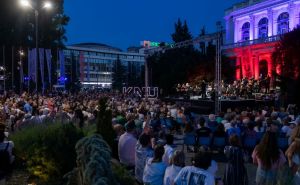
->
64, 0, 242, 50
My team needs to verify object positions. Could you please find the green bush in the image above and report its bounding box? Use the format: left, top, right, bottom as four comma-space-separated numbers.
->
10, 123, 84, 184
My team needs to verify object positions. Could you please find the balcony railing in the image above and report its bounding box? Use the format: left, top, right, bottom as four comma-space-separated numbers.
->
222, 35, 281, 50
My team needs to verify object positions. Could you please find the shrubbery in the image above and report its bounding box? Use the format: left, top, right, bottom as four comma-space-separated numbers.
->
10, 123, 84, 184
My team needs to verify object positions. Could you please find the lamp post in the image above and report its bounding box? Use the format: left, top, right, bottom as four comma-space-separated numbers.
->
20, 0, 52, 110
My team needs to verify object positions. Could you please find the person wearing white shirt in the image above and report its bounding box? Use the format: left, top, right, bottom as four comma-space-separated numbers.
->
163, 150, 185, 185
143, 145, 167, 185
162, 134, 174, 165
118, 121, 137, 168
174, 151, 215, 185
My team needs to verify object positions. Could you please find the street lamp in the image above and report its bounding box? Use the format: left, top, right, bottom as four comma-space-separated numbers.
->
20, 0, 52, 109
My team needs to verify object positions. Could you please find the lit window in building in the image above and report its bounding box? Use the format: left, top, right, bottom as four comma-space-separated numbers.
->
258, 18, 268, 39
241, 22, 250, 41
277, 12, 289, 34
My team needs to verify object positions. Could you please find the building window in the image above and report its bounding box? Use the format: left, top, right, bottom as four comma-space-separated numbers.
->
241, 22, 250, 41
277, 12, 289, 34
258, 18, 268, 39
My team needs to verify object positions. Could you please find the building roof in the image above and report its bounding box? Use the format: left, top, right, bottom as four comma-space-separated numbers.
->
70, 43, 122, 52
225, 0, 267, 15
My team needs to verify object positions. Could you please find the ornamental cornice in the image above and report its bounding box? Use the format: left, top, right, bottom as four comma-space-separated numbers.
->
227, 0, 294, 18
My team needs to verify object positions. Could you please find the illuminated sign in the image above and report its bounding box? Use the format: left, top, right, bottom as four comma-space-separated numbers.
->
141, 41, 170, 48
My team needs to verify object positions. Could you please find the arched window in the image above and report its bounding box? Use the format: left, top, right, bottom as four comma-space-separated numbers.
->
277, 12, 289, 34
258, 18, 268, 39
241, 22, 250, 41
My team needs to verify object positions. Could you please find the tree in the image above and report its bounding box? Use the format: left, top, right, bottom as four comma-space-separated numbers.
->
112, 56, 126, 91
272, 26, 300, 107
0, 0, 69, 91
148, 19, 199, 95
96, 97, 115, 149
171, 19, 192, 43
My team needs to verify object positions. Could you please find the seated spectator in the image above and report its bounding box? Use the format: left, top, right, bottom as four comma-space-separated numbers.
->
254, 118, 265, 133
118, 121, 137, 169
135, 133, 154, 184
174, 151, 215, 185
226, 122, 241, 137
0, 123, 14, 185
244, 122, 256, 139
195, 117, 212, 149
207, 114, 218, 131
213, 124, 226, 137
162, 134, 175, 165
196, 117, 212, 137
281, 117, 292, 137
143, 145, 167, 185
163, 150, 185, 185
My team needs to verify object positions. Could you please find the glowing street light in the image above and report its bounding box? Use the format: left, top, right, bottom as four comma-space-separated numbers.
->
19, 0, 52, 107
20, 0, 32, 8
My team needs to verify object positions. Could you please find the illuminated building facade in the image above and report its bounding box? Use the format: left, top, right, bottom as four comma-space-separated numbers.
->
223, 0, 300, 80
63, 43, 145, 88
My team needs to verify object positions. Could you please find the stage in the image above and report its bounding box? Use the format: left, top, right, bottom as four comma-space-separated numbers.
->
163, 96, 274, 114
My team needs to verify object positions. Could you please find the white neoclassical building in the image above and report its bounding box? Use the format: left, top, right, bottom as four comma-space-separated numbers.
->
224, 0, 300, 80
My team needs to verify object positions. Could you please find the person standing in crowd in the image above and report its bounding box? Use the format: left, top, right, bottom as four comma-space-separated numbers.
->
135, 133, 154, 184
174, 151, 215, 185
285, 137, 300, 184
162, 134, 175, 165
143, 145, 167, 185
118, 120, 137, 169
0, 123, 14, 185
223, 134, 248, 185
163, 150, 185, 185
252, 131, 286, 185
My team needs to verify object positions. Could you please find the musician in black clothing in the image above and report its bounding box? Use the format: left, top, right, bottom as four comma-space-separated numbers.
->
265, 75, 270, 94
201, 80, 207, 99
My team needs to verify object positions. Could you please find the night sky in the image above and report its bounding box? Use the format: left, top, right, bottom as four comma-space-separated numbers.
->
64, 0, 242, 50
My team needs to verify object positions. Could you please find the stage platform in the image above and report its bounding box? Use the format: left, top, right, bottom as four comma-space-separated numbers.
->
163, 97, 274, 114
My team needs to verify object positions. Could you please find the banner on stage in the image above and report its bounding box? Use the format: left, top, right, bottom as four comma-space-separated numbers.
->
122, 87, 159, 98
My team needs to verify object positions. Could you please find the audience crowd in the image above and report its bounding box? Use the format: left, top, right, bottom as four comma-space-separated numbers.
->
0, 90, 300, 185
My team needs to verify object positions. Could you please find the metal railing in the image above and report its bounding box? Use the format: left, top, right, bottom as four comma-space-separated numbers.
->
222, 35, 281, 50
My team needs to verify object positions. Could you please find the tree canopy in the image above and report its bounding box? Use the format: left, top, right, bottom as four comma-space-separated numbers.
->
0, 0, 69, 48
272, 26, 300, 106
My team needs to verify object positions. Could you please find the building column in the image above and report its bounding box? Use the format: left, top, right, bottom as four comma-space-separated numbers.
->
289, 2, 295, 30
236, 56, 241, 80
241, 57, 246, 78
225, 17, 230, 43
234, 19, 239, 42
254, 55, 259, 79
267, 9, 274, 36
250, 15, 255, 40
267, 58, 272, 77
